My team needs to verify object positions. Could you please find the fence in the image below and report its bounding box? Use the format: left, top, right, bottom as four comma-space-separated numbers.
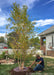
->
0, 49, 13, 54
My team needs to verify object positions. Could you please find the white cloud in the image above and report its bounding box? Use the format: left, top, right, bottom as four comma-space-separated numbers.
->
8, 0, 39, 9
42, 0, 54, 6
0, 33, 5, 37
0, 0, 39, 10
33, 19, 54, 27
0, 8, 2, 12
0, 15, 9, 26
23, 0, 39, 9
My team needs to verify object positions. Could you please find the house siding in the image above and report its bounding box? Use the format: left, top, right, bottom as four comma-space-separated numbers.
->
46, 34, 52, 50
46, 33, 54, 50
45, 33, 54, 56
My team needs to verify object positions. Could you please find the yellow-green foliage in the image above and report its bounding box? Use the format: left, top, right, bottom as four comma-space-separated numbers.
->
6, 3, 35, 62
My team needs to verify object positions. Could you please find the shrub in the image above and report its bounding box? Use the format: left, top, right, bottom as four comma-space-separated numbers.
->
2, 51, 6, 59
0, 51, 8, 59
0, 54, 3, 59
8, 54, 14, 59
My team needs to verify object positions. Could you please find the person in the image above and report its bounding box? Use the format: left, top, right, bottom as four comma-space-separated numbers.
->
29, 55, 44, 72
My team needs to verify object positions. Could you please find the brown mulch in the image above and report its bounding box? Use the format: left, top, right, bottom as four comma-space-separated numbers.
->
10, 68, 34, 75
0, 59, 14, 63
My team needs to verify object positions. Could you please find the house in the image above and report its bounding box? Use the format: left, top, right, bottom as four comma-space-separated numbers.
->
0, 43, 8, 49
39, 25, 54, 56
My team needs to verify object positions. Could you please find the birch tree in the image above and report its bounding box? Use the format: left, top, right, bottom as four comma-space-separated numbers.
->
7, 3, 35, 66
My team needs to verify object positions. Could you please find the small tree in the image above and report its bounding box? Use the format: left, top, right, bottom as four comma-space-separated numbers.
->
7, 3, 35, 68
0, 37, 4, 43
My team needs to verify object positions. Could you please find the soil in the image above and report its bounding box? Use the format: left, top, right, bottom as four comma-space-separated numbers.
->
10, 67, 34, 75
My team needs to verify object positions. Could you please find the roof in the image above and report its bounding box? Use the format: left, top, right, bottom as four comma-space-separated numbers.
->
39, 25, 54, 36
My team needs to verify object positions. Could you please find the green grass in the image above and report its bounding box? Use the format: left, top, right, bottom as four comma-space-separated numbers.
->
0, 57, 54, 75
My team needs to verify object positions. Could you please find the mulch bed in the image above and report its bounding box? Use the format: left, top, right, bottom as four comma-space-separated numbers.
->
0, 59, 14, 64
10, 67, 34, 75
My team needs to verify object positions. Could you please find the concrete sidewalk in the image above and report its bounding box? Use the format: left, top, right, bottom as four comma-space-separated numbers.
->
42, 55, 54, 59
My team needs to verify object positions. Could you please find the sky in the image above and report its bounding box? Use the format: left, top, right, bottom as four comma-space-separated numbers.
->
0, 0, 54, 37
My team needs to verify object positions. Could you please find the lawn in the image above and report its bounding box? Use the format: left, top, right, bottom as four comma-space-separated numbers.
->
0, 57, 54, 75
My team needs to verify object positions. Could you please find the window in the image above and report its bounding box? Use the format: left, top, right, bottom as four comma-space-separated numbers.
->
53, 35, 54, 47
52, 36, 53, 47
52, 35, 54, 47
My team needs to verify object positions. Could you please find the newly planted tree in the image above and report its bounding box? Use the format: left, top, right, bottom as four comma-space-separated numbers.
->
6, 3, 35, 68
